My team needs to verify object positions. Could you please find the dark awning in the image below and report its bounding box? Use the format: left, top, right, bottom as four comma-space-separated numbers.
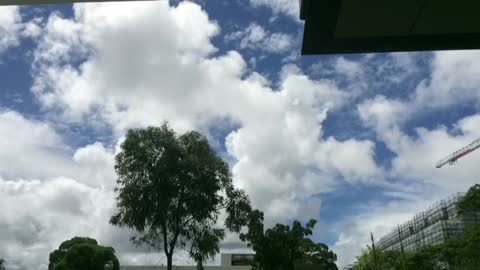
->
301, 0, 480, 55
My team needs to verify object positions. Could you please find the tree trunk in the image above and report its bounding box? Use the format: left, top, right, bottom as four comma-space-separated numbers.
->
167, 253, 173, 270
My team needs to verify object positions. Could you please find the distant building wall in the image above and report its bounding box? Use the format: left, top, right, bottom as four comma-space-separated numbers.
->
377, 192, 480, 252
120, 266, 250, 270
121, 253, 253, 270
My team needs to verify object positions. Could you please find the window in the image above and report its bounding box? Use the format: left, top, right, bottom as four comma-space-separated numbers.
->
231, 254, 254, 266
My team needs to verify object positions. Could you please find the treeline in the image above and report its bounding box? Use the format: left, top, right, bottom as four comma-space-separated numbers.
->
0, 124, 339, 270
354, 184, 480, 270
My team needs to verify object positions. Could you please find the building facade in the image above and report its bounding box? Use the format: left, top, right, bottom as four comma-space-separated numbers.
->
120, 254, 253, 270
377, 193, 480, 252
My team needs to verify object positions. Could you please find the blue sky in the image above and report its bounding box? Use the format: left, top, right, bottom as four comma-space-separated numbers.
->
1, 1, 480, 269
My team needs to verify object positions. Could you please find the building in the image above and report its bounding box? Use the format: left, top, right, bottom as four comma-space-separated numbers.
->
300, 0, 480, 55
120, 254, 253, 270
377, 193, 480, 252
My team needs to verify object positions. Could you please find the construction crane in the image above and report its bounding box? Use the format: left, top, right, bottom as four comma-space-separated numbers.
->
436, 137, 480, 168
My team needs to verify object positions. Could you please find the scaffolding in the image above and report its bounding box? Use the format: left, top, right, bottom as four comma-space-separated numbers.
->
377, 192, 480, 252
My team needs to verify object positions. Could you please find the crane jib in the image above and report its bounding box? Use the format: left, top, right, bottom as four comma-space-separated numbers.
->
436, 137, 480, 168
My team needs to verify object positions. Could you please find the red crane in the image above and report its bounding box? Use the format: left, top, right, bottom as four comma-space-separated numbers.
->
436, 137, 480, 168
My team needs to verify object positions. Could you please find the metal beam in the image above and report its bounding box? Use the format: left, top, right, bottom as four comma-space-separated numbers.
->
0, 0, 153, 6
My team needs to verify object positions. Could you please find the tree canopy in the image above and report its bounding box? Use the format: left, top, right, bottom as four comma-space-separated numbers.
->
458, 184, 480, 215
48, 237, 119, 270
110, 124, 251, 270
240, 209, 338, 270
0, 258, 5, 270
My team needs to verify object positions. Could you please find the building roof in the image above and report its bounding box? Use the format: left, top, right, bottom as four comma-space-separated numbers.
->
300, 0, 480, 55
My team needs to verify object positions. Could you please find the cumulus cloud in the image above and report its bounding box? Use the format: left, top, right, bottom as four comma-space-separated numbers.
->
348, 79, 480, 268
0, 110, 75, 180
389, 114, 480, 191
413, 50, 480, 108
333, 50, 480, 266
0, 175, 139, 270
30, 0, 381, 227
225, 23, 294, 54
15, 1, 480, 269
0, 1, 389, 269
0, 6, 22, 54
334, 57, 364, 80
0, 110, 159, 269
249, 0, 300, 19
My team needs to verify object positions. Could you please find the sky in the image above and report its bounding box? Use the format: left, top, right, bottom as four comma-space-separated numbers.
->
1, 0, 480, 269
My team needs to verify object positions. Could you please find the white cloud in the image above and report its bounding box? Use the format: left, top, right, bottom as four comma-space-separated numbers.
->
332, 194, 439, 267
27, 0, 383, 230
0, 110, 75, 180
389, 114, 480, 192
0, 6, 21, 54
21, 18, 43, 38
3, 2, 479, 269
414, 50, 480, 109
0, 110, 117, 189
0, 110, 150, 269
335, 57, 364, 80
20, 4, 480, 269
249, 0, 300, 19
225, 23, 293, 54
347, 50, 480, 266
0, 176, 124, 270
358, 95, 409, 136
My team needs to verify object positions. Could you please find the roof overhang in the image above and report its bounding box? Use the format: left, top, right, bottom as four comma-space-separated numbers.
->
300, 0, 480, 55
0, 0, 151, 5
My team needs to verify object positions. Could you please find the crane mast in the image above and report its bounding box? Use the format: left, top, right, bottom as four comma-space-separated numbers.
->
436, 137, 480, 168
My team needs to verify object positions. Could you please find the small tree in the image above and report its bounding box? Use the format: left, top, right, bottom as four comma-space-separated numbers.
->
0, 258, 6, 270
458, 184, 480, 215
48, 237, 119, 270
240, 210, 338, 270
110, 124, 251, 270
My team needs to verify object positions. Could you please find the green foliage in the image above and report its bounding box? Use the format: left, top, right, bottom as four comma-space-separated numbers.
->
0, 258, 5, 270
354, 246, 403, 270
457, 184, 480, 215
110, 123, 251, 270
240, 210, 338, 270
48, 237, 119, 270
189, 225, 225, 270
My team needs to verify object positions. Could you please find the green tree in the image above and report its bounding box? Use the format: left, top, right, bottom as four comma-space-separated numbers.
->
48, 237, 119, 270
456, 223, 480, 269
110, 124, 251, 270
0, 258, 5, 270
189, 224, 225, 270
458, 184, 480, 215
354, 247, 406, 270
240, 210, 338, 270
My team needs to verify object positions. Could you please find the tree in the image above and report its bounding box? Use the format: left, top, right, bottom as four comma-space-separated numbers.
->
110, 124, 251, 270
0, 258, 5, 270
48, 237, 119, 270
458, 184, 480, 215
189, 224, 225, 270
354, 246, 413, 270
455, 223, 480, 270
240, 210, 338, 270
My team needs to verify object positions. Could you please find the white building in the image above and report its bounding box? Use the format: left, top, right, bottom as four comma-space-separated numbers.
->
120, 254, 253, 270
